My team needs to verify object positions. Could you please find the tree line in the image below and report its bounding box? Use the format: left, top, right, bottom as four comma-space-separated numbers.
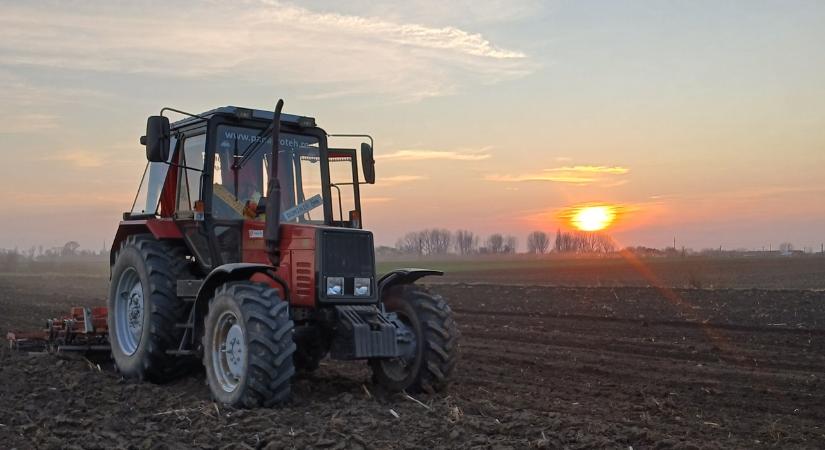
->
395, 229, 517, 256
0, 241, 106, 260
393, 228, 617, 256
525, 229, 616, 254
0, 242, 108, 273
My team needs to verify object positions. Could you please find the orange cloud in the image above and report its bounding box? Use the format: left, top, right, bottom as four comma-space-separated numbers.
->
485, 173, 595, 183
485, 165, 629, 185
381, 149, 491, 161
376, 175, 428, 187
550, 165, 629, 174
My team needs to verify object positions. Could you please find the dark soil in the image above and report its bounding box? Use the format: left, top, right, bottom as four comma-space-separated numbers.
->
1, 274, 824, 449
382, 254, 825, 290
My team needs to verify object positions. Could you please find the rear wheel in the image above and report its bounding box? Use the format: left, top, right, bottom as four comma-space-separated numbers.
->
370, 285, 459, 393
203, 283, 296, 407
108, 234, 191, 382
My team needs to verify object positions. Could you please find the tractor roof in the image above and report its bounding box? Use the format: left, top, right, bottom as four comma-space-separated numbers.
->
171, 106, 316, 129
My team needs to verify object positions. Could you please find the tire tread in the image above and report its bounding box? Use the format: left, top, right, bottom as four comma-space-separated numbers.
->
203, 283, 295, 408
371, 285, 459, 394
110, 234, 194, 382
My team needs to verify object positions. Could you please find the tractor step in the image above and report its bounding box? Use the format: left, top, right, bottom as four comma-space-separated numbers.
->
176, 280, 202, 300
166, 349, 197, 356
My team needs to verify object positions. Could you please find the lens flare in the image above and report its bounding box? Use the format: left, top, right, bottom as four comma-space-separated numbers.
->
569, 205, 617, 231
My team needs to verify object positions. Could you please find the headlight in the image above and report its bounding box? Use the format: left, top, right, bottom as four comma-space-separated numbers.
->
354, 277, 371, 296
326, 277, 344, 296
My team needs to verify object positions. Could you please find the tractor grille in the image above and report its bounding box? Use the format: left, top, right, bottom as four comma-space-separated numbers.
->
321, 230, 375, 277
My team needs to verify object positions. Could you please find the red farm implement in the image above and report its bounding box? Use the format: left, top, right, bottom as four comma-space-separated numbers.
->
6, 307, 110, 354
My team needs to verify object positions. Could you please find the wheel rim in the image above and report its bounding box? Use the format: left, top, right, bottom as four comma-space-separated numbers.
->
379, 312, 418, 381
114, 267, 144, 356
211, 311, 246, 393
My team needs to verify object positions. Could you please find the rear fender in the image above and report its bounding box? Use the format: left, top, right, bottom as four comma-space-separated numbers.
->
110, 219, 183, 267
377, 268, 443, 299
191, 263, 286, 346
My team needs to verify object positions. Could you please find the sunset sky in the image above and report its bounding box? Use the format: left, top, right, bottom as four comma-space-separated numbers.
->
1, 0, 823, 252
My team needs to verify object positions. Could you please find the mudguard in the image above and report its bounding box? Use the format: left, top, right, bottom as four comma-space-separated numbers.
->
377, 268, 443, 299
109, 219, 183, 267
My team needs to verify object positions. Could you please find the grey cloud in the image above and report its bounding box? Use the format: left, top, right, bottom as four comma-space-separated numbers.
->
0, 1, 531, 102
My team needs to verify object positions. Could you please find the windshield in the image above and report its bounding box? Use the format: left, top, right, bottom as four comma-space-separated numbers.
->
212, 125, 325, 223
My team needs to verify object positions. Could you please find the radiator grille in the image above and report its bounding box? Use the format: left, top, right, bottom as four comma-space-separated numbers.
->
322, 230, 374, 276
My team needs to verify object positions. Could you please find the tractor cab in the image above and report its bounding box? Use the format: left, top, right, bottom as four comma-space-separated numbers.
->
128, 106, 373, 273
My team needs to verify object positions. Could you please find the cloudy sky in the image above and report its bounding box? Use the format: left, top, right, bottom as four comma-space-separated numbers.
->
1, 0, 823, 251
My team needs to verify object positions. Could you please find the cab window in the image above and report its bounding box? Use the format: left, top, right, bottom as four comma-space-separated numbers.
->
328, 151, 357, 224
177, 134, 206, 212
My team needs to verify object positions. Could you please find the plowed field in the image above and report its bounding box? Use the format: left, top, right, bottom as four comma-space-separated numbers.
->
1, 274, 824, 449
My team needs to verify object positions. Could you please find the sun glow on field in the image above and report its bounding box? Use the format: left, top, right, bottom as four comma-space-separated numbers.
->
569, 205, 617, 231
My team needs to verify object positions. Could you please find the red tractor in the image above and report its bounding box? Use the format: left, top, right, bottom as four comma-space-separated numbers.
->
107, 101, 458, 407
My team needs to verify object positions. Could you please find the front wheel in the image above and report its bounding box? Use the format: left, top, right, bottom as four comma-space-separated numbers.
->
370, 285, 459, 393
203, 283, 296, 408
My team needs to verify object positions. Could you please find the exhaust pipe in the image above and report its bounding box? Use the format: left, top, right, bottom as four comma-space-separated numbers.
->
265, 99, 284, 265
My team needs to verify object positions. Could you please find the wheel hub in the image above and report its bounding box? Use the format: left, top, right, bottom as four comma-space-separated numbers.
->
127, 291, 143, 333
224, 324, 245, 379
212, 312, 246, 393
114, 267, 144, 356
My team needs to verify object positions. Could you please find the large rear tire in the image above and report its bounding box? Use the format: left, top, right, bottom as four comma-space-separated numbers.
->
370, 285, 459, 393
203, 282, 296, 408
108, 234, 191, 382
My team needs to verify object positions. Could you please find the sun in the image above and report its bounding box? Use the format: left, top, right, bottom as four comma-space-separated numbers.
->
570, 205, 616, 232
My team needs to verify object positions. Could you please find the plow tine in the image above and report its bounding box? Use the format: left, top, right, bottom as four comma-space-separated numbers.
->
6, 336, 49, 353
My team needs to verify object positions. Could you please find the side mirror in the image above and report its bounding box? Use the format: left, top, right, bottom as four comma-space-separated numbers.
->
141, 116, 171, 162
361, 142, 375, 184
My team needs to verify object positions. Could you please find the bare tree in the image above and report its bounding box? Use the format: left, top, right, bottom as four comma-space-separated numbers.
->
779, 242, 794, 254
555, 228, 575, 253
594, 233, 616, 253
396, 232, 425, 255
397, 229, 452, 255
554, 230, 615, 254
62, 241, 80, 257
420, 231, 433, 255
454, 230, 477, 255
504, 235, 517, 254
526, 231, 550, 254
487, 234, 504, 254
425, 229, 452, 255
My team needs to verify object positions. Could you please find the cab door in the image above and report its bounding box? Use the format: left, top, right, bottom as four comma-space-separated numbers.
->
327, 148, 363, 228
173, 131, 213, 269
